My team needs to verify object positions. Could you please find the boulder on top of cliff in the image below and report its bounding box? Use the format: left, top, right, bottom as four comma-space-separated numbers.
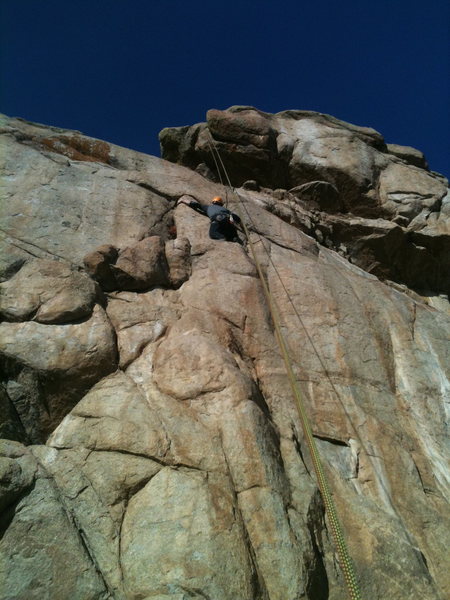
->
161, 106, 449, 294
386, 143, 429, 169
289, 180, 343, 213
160, 105, 447, 224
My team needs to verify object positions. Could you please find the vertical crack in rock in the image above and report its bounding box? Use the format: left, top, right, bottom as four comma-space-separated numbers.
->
1, 110, 449, 600
412, 302, 417, 341
219, 434, 271, 600
31, 448, 125, 599
76, 525, 116, 599
117, 467, 161, 590
305, 491, 330, 600
292, 429, 311, 477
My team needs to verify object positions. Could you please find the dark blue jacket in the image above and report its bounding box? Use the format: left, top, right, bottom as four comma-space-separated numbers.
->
189, 201, 241, 223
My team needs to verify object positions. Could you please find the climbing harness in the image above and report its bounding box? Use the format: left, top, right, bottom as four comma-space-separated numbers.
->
206, 130, 363, 600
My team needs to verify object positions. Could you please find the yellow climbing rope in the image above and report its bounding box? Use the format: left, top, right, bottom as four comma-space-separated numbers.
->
206, 130, 363, 600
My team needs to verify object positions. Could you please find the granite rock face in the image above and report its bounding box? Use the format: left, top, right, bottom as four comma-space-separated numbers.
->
0, 304, 117, 443
0, 258, 98, 323
161, 106, 449, 295
0, 110, 449, 600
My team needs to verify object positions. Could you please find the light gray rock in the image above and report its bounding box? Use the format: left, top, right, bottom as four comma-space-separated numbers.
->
0, 304, 117, 441
106, 289, 179, 368
0, 258, 98, 323
78, 449, 161, 523
279, 112, 381, 212
0, 116, 173, 266
31, 445, 126, 599
0, 443, 109, 600
121, 468, 255, 600
47, 370, 170, 458
387, 143, 429, 169
0, 304, 116, 378
378, 160, 445, 221
0, 111, 449, 600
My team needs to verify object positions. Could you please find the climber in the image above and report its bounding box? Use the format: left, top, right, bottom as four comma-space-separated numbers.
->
177, 196, 243, 243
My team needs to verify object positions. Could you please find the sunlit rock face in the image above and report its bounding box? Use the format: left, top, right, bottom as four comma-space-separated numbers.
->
161, 106, 449, 296
0, 110, 449, 600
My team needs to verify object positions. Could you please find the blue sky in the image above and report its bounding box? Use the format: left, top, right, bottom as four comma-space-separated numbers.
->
1, 0, 449, 176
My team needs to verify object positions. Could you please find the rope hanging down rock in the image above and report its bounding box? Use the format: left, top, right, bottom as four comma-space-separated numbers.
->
205, 129, 363, 600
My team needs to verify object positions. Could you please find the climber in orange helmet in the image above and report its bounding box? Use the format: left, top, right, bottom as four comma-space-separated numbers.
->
177, 195, 242, 243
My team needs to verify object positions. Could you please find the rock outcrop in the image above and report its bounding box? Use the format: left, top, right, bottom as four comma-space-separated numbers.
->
161, 106, 449, 295
0, 109, 449, 600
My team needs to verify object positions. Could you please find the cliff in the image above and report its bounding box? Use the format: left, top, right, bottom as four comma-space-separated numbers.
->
0, 107, 449, 600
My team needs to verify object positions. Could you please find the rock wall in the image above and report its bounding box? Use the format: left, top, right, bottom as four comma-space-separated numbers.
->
161, 106, 449, 296
0, 109, 449, 600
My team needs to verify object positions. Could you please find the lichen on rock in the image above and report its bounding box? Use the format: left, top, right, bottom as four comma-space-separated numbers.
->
0, 108, 449, 600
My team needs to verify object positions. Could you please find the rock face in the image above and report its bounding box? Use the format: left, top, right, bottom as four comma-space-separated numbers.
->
0, 258, 99, 323
0, 109, 449, 600
161, 106, 449, 295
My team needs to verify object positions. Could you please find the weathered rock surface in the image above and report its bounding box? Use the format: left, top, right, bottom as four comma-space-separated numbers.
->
0, 440, 114, 600
161, 106, 449, 295
0, 304, 117, 442
0, 110, 449, 600
105, 289, 180, 368
0, 258, 98, 323
165, 236, 192, 287
111, 235, 170, 291
83, 243, 119, 291
386, 142, 429, 169
0, 114, 177, 273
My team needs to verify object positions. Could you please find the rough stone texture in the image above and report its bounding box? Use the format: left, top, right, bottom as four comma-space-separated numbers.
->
289, 180, 343, 213
0, 111, 449, 600
0, 258, 98, 323
111, 235, 170, 291
0, 385, 28, 443
106, 289, 180, 368
121, 468, 255, 600
0, 114, 174, 270
161, 106, 449, 294
165, 236, 192, 287
83, 243, 119, 291
0, 441, 111, 600
387, 142, 429, 169
0, 304, 117, 443
378, 161, 444, 222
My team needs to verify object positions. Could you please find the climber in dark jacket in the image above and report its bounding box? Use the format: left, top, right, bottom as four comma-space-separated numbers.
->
178, 196, 242, 242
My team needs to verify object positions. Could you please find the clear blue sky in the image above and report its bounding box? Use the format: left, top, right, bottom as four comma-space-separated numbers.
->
1, 0, 449, 177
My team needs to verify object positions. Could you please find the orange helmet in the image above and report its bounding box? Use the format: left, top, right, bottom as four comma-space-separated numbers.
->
212, 196, 224, 205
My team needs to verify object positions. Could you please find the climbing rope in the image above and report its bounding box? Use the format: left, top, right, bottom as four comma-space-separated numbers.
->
206, 129, 363, 600
205, 133, 229, 207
